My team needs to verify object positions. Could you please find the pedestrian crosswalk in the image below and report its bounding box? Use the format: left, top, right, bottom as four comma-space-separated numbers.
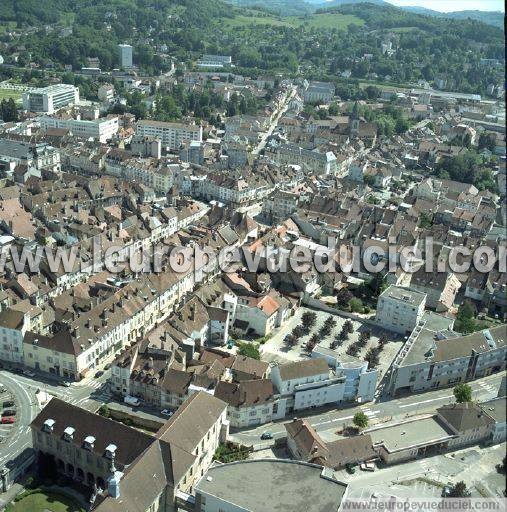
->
87, 380, 106, 390
360, 406, 379, 418
476, 380, 496, 396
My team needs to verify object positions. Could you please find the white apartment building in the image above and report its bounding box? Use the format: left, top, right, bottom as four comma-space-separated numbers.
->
118, 44, 133, 68
0, 300, 46, 364
388, 313, 506, 396
40, 115, 119, 143
375, 285, 427, 335
22, 84, 79, 114
311, 346, 378, 404
136, 120, 202, 151
270, 358, 347, 418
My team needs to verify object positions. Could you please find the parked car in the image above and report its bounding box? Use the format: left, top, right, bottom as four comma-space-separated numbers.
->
2, 410, 16, 417
94, 370, 104, 378
161, 409, 173, 417
260, 432, 273, 440
61, 381, 71, 387
360, 462, 375, 472
124, 395, 141, 407
2, 401, 14, 408
1, 417, 15, 424
22, 370, 35, 377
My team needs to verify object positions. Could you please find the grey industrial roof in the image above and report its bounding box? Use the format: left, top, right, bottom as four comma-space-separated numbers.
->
380, 285, 426, 306
368, 416, 455, 453
400, 311, 456, 366
481, 397, 507, 424
196, 459, 347, 512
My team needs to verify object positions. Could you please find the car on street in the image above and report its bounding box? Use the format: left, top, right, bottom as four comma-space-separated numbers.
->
94, 371, 104, 378
1, 417, 15, 424
161, 409, 173, 417
260, 432, 273, 440
22, 370, 35, 377
61, 381, 71, 387
104, 364, 112, 370
2, 409, 16, 417
124, 395, 141, 406
2, 401, 14, 408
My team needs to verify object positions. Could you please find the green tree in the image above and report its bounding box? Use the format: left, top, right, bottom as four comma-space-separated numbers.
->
353, 411, 369, 429
453, 383, 472, 403
349, 298, 364, 313
454, 301, 477, 334
237, 342, 260, 360
448, 481, 470, 498
478, 132, 496, 152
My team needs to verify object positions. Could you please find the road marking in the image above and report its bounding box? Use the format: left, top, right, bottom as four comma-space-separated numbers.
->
398, 395, 453, 408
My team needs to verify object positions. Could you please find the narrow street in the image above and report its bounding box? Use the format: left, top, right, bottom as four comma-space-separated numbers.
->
252, 86, 297, 155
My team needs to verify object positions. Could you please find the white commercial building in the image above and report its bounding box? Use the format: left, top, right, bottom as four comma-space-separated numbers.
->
22, 84, 79, 114
40, 115, 119, 143
136, 120, 203, 151
271, 358, 347, 418
197, 55, 232, 68
118, 44, 133, 68
375, 285, 427, 335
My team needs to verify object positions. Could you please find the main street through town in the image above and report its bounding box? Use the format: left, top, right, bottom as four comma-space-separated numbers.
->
0, 364, 504, 470
230, 372, 505, 445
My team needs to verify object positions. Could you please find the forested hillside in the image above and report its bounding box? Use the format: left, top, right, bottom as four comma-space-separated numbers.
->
0, 1, 503, 96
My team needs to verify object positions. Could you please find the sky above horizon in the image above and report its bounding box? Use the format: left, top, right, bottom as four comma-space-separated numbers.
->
386, 0, 504, 12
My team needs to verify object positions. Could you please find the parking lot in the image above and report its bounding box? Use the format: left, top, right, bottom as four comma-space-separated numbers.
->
261, 307, 403, 381
0, 382, 17, 447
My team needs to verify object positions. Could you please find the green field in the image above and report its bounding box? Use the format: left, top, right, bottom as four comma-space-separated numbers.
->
5, 491, 84, 512
0, 88, 22, 103
0, 21, 17, 34
224, 12, 364, 30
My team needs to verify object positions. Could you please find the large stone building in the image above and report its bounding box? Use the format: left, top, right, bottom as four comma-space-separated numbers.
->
31, 391, 228, 511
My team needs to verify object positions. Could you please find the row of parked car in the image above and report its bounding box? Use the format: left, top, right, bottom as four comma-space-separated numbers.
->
1, 398, 16, 424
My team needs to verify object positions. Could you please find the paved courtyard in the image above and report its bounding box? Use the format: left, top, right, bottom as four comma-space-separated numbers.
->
336, 443, 506, 500
260, 307, 403, 382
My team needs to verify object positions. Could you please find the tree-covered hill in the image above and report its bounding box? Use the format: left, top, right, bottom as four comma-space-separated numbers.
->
0, 0, 503, 96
